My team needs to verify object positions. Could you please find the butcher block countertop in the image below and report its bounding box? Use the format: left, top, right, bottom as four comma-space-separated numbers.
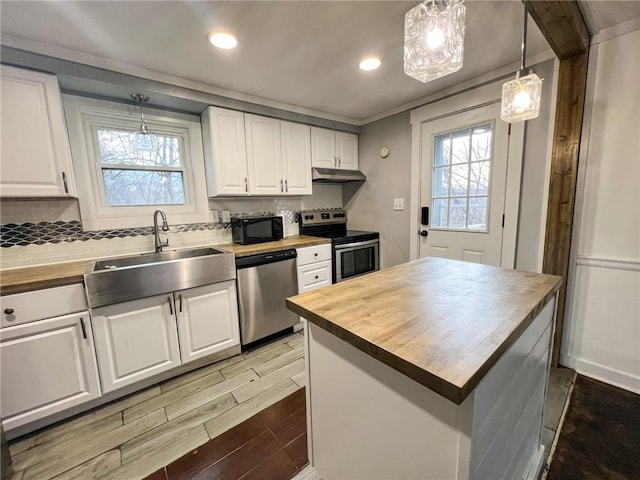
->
287, 256, 562, 404
0, 260, 92, 296
217, 235, 330, 257
0, 235, 330, 295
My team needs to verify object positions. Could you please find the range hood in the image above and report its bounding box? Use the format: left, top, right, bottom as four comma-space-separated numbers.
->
312, 167, 366, 183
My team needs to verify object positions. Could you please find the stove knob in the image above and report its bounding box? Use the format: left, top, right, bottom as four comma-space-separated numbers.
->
309, 215, 315, 220
304, 215, 309, 220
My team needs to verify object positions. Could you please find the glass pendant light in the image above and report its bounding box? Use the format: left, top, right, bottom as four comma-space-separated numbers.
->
404, 0, 466, 83
131, 93, 156, 151
500, 0, 542, 122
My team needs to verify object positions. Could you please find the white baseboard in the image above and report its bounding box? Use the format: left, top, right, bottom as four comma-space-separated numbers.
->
559, 354, 640, 394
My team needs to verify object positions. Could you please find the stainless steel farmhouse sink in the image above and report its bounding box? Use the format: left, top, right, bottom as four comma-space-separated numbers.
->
85, 247, 235, 308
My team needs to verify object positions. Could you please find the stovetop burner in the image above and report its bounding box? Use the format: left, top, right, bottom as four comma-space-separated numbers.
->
299, 209, 379, 244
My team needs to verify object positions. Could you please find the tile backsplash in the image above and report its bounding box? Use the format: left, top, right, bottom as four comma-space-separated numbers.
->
0, 184, 342, 269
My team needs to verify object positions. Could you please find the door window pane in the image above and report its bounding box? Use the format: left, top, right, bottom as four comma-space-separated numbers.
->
431, 124, 493, 232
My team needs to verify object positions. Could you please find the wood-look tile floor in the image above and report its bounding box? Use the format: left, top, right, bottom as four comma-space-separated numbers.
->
7, 331, 305, 480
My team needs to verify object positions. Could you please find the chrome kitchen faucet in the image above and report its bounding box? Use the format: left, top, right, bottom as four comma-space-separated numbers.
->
153, 209, 170, 252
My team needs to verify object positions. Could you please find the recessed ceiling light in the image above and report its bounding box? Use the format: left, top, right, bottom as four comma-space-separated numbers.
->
207, 32, 238, 50
359, 57, 381, 71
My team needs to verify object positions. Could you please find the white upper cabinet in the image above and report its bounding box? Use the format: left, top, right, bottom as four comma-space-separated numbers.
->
281, 121, 312, 195
201, 106, 249, 196
245, 114, 283, 195
0, 65, 77, 197
336, 131, 359, 170
311, 127, 358, 170
310, 127, 336, 169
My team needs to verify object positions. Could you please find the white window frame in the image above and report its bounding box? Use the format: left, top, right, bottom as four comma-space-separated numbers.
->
63, 95, 209, 230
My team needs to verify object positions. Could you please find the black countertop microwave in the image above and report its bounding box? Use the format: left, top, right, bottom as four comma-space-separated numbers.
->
231, 215, 284, 245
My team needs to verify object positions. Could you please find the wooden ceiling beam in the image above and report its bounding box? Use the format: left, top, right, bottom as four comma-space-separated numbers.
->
527, 1, 590, 58
527, 1, 590, 366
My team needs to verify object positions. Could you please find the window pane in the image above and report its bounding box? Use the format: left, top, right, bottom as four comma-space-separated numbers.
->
450, 163, 469, 197
468, 197, 488, 231
471, 125, 492, 161
469, 161, 491, 195
448, 198, 466, 229
97, 130, 182, 168
432, 198, 448, 228
102, 169, 185, 206
451, 129, 470, 164
434, 134, 450, 166
433, 167, 450, 197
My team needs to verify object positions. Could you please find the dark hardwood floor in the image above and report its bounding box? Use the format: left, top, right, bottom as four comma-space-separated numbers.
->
547, 374, 640, 480
145, 388, 308, 480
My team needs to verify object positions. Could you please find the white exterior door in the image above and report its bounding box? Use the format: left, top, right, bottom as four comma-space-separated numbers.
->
91, 295, 181, 393
201, 107, 249, 196
245, 114, 283, 195
418, 103, 516, 266
0, 312, 101, 431
281, 121, 312, 195
311, 127, 336, 168
0, 65, 76, 197
336, 132, 358, 170
175, 281, 240, 364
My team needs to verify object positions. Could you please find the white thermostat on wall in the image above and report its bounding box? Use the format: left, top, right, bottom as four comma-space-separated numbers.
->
380, 147, 390, 158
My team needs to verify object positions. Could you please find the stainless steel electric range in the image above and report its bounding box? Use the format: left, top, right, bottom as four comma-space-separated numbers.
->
299, 208, 379, 283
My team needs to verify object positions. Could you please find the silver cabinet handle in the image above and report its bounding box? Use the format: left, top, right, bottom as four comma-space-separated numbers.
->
338, 157, 341, 167
80, 317, 87, 339
280, 179, 284, 192
62, 172, 69, 194
244, 177, 248, 192
285, 179, 288, 192
168, 297, 173, 315
179, 294, 183, 313
334, 156, 338, 167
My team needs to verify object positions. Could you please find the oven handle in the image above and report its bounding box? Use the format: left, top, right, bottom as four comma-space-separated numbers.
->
334, 239, 379, 251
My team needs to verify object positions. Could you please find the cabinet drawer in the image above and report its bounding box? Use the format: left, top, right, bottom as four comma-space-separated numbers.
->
1, 284, 86, 328
297, 244, 332, 266
297, 261, 332, 292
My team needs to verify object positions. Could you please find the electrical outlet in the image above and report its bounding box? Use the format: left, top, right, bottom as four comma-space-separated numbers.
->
393, 198, 405, 211
221, 210, 231, 223
210, 210, 220, 223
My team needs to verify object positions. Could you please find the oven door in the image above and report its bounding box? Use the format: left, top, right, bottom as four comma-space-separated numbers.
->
334, 239, 379, 283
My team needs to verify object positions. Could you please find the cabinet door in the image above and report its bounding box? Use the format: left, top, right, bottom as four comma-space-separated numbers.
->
281, 121, 312, 195
0, 66, 76, 197
245, 114, 283, 195
311, 127, 336, 168
92, 295, 180, 393
175, 281, 240, 364
201, 107, 249, 196
0, 312, 101, 431
336, 131, 359, 170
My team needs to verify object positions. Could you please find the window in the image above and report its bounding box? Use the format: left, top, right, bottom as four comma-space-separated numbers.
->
96, 129, 185, 206
63, 95, 209, 230
432, 124, 493, 231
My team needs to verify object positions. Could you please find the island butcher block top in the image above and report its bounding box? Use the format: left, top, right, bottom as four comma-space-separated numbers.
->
287, 256, 562, 404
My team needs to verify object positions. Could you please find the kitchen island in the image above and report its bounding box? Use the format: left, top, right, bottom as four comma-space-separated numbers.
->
286, 257, 562, 480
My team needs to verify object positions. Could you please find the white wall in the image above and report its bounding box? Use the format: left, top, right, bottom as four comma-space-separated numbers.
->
344, 112, 412, 268
561, 26, 640, 393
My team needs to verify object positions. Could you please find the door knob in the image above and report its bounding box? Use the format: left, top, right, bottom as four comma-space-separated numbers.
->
420, 230, 429, 237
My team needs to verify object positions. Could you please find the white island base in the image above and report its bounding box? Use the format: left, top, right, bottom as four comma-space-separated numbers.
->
302, 297, 556, 480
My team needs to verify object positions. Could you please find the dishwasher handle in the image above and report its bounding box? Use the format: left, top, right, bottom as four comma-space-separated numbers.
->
235, 249, 297, 269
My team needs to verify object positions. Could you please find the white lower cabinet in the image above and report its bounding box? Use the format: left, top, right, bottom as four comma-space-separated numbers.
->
296, 244, 333, 324
92, 295, 181, 393
91, 282, 241, 394
0, 312, 101, 431
175, 281, 240, 364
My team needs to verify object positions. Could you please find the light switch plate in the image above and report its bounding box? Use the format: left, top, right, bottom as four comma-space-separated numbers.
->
221, 210, 231, 223
210, 210, 220, 223
393, 198, 405, 211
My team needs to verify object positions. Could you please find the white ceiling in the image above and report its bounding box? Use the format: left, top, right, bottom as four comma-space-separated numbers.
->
1, 1, 638, 124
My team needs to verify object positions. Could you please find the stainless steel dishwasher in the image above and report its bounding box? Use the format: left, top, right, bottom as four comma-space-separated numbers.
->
235, 249, 299, 347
